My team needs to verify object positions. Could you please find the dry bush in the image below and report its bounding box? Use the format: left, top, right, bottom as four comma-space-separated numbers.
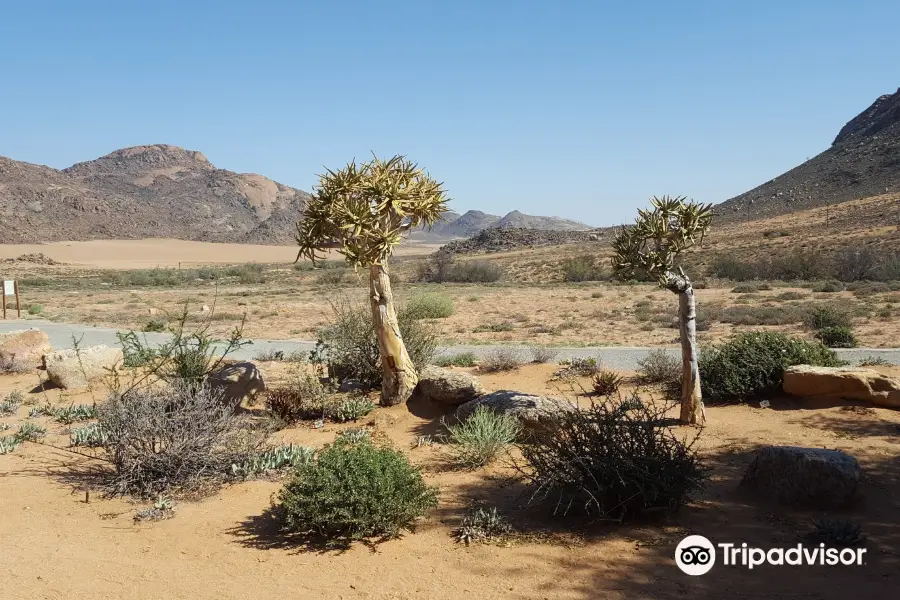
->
479, 348, 525, 372
98, 383, 268, 497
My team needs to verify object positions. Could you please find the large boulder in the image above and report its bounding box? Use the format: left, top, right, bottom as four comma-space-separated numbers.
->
0, 329, 52, 372
455, 390, 576, 432
783, 365, 900, 408
416, 365, 484, 406
740, 446, 860, 509
43, 345, 123, 389
208, 361, 266, 411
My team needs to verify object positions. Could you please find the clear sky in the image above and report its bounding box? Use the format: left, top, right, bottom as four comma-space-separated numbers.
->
1, 1, 897, 226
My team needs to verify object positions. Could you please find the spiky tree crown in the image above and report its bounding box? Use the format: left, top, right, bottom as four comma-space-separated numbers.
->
611, 195, 713, 285
295, 155, 448, 267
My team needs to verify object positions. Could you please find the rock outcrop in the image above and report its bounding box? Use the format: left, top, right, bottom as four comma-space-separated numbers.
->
43, 345, 123, 389
783, 365, 900, 408
740, 446, 861, 509
416, 366, 484, 405
455, 390, 575, 432
0, 329, 52, 372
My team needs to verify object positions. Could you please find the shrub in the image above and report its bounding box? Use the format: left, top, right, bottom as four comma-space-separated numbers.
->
804, 305, 852, 330
720, 305, 805, 326
453, 505, 514, 545
404, 293, 455, 319
417, 252, 502, 283
143, 318, 167, 333
0, 390, 23, 415
225, 263, 267, 284
265, 370, 336, 423
277, 437, 438, 542
319, 299, 438, 388
806, 518, 866, 547
317, 270, 348, 285
473, 322, 514, 333
71, 423, 109, 447
27, 304, 43, 315
434, 352, 478, 367
53, 403, 97, 424
812, 280, 844, 293
479, 348, 524, 372
516, 391, 705, 521
13, 422, 46, 443
709, 255, 758, 281
529, 346, 559, 363
553, 356, 602, 379
637, 349, 681, 385
592, 369, 624, 396
98, 383, 266, 497
333, 394, 375, 423
815, 326, 857, 348
700, 332, 842, 403
0, 436, 20, 454
230, 444, 316, 478
443, 406, 521, 468
858, 355, 891, 367
775, 291, 807, 301
561, 255, 606, 282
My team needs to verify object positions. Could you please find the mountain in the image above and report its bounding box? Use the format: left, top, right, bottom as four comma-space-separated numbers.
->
0, 145, 310, 244
716, 87, 900, 222
416, 209, 591, 240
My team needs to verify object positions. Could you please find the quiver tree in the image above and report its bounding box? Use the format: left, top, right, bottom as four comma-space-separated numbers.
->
295, 155, 449, 406
611, 196, 713, 425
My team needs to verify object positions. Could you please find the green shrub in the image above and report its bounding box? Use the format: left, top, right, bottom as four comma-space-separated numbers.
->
453, 505, 514, 545
71, 423, 109, 447
417, 252, 503, 283
700, 332, 842, 403
404, 293, 455, 319
13, 422, 46, 443
561, 255, 606, 282
804, 305, 852, 330
516, 391, 705, 521
225, 263, 266, 284
277, 438, 438, 542
434, 352, 478, 367
709, 255, 758, 281
27, 304, 43, 315
637, 349, 681, 385
479, 348, 524, 372
812, 280, 844, 293
319, 299, 438, 388
720, 305, 805, 326
858, 355, 891, 367
815, 326, 857, 348
53, 403, 97, 424
333, 394, 375, 422
265, 370, 337, 423
443, 406, 521, 468
775, 291, 807, 301
143, 318, 167, 333
230, 444, 316, 478
0, 390, 23, 415
592, 369, 624, 396
553, 356, 602, 379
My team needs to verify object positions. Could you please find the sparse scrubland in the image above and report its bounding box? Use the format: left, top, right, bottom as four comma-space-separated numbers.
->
2, 194, 900, 599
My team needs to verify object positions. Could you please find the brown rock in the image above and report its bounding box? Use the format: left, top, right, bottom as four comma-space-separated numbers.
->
43, 345, 124, 389
455, 390, 576, 432
783, 365, 900, 408
0, 329, 52, 372
416, 365, 484, 405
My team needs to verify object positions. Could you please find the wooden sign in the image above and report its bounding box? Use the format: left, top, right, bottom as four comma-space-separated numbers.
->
2, 280, 20, 319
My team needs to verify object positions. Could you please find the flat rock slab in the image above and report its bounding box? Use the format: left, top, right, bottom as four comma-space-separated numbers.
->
455, 390, 576, 432
740, 446, 861, 509
416, 365, 484, 406
783, 365, 900, 408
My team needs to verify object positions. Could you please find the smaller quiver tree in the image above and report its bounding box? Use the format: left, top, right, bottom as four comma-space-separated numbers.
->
295, 155, 448, 406
611, 196, 713, 425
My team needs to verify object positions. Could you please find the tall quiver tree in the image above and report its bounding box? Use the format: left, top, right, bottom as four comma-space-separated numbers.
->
296, 155, 449, 406
612, 196, 713, 425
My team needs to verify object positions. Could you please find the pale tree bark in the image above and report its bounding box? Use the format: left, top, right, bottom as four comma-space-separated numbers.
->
369, 262, 418, 406
665, 269, 706, 426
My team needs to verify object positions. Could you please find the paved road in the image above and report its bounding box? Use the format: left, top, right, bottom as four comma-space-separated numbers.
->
3, 320, 900, 369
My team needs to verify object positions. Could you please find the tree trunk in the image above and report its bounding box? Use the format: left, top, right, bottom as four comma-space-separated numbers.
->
369, 262, 418, 406
676, 286, 705, 425
664, 269, 705, 426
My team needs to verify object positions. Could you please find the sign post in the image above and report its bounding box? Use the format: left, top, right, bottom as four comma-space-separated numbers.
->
2, 280, 19, 319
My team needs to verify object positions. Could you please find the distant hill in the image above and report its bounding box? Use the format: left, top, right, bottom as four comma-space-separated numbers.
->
414, 209, 592, 240
0, 145, 592, 245
0, 145, 310, 244
716, 87, 900, 222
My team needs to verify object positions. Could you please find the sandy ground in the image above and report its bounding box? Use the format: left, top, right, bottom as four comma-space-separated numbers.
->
0, 239, 441, 268
1, 364, 899, 599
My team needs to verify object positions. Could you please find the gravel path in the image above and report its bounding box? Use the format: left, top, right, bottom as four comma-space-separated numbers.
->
3, 320, 900, 368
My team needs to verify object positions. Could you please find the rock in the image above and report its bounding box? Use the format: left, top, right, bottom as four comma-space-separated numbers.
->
783, 365, 900, 408
43, 345, 123, 389
208, 361, 266, 411
0, 329, 52, 372
455, 390, 576, 432
416, 366, 484, 405
339, 378, 367, 393
740, 446, 860, 509
201, 305, 211, 313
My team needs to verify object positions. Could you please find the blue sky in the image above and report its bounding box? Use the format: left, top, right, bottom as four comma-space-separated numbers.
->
1, 1, 897, 226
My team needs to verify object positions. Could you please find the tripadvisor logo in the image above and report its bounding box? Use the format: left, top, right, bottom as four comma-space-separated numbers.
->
675, 535, 866, 575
